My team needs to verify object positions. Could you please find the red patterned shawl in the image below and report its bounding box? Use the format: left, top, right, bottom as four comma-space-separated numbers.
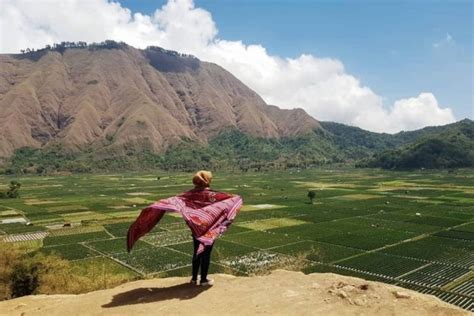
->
127, 188, 243, 254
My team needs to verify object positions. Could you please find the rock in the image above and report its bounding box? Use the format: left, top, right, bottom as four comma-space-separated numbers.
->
369, 293, 381, 300
336, 289, 348, 299
284, 290, 298, 297
359, 284, 369, 291
341, 285, 356, 292
393, 291, 411, 299
353, 298, 367, 306
15, 303, 27, 309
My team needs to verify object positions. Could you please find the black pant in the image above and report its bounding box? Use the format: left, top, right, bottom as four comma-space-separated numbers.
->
192, 236, 213, 281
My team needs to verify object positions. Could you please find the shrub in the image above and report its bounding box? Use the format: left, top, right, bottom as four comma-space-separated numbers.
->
0, 181, 21, 199
10, 261, 39, 298
307, 190, 316, 204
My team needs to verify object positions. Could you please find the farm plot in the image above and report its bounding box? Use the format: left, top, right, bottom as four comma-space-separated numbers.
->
222, 230, 300, 249
114, 247, 191, 274
86, 238, 153, 255
0, 209, 20, 217
271, 240, 364, 263
434, 230, 474, 241
219, 250, 298, 275
381, 236, 474, 266
71, 256, 139, 280
2, 231, 47, 242
268, 223, 342, 242
335, 252, 425, 279
240, 204, 287, 211
336, 216, 441, 234
43, 231, 111, 246
0, 223, 46, 234
48, 225, 104, 236
451, 279, 474, 297
303, 262, 396, 284
142, 230, 192, 247
237, 217, 308, 231
399, 264, 471, 288
104, 221, 135, 237
455, 223, 474, 233
401, 283, 474, 311
315, 228, 416, 250
405, 215, 466, 227
40, 244, 97, 260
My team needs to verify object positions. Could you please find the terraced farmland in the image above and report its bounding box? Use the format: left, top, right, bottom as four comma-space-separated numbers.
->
0, 169, 473, 310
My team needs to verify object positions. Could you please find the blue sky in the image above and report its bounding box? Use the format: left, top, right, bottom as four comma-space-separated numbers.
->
120, 0, 473, 120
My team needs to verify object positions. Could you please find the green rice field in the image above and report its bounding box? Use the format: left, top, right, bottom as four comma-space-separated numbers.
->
0, 169, 473, 310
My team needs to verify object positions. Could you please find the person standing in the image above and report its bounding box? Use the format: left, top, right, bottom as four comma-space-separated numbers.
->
127, 170, 242, 286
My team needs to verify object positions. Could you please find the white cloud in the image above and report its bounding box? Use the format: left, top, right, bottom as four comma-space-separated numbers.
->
387, 93, 456, 131
433, 33, 454, 49
0, 0, 457, 133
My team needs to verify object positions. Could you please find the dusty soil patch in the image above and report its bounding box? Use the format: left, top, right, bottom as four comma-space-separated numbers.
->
0, 210, 19, 216
241, 204, 286, 212
331, 194, 381, 201
108, 205, 131, 210
123, 197, 154, 204
24, 199, 60, 205
238, 218, 308, 231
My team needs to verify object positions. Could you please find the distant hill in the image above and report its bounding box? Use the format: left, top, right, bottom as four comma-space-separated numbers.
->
359, 119, 474, 169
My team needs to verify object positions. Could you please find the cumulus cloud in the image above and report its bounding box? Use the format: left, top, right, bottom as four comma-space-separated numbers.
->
0, 0, 456, 133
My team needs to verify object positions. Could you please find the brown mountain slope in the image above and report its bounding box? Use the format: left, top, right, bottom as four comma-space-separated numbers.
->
0, 45, 319, 157
0, 270, 467, 316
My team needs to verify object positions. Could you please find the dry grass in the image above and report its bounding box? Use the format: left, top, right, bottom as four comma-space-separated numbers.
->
0, 244, 22, 300
0, 245, 132, 300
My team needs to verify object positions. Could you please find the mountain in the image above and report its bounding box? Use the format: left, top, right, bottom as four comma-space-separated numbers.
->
0, 270, 467, 315
359, 119, 474, 169
0, 42, 319, 158
0, 41, 472, 173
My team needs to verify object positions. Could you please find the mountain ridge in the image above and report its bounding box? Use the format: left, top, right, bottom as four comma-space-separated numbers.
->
0, 42, 319, 158
1, 41, 472, 172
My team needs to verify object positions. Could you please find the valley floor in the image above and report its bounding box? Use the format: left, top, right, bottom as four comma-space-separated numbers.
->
0, 168, 473, 311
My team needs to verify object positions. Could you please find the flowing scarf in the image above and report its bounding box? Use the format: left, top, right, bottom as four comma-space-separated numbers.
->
127, 188, 243, 254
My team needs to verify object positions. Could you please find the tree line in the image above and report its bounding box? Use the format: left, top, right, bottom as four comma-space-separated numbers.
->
18, 40, 196, 59
19, 40, 127, 55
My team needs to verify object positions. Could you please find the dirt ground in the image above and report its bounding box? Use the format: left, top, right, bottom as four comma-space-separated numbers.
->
0, 270, 468, 316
